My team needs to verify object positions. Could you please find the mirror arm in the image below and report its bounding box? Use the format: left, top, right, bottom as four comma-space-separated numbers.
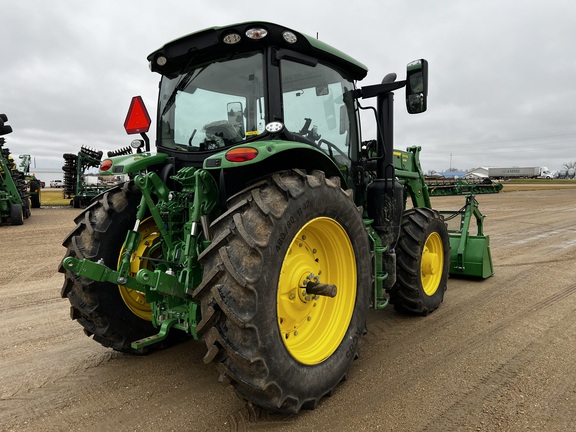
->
140, 132, 150, 152
353, 80, 406, 100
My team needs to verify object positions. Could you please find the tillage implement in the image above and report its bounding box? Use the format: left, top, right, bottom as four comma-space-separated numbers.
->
0, 114, 32, 225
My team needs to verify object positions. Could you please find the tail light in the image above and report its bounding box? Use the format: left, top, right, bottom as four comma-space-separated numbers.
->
225, 147, 259, 162
100, 159, 113, 172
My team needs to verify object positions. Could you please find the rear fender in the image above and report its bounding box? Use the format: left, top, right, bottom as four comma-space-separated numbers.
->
203, 140, 347, 188
99, 153, 169, 175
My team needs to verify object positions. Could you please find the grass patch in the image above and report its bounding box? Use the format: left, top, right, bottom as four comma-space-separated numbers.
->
40, 189, 71, 206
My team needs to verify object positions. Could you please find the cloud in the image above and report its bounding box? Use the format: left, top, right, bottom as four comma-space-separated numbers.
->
1, 0, 575, 177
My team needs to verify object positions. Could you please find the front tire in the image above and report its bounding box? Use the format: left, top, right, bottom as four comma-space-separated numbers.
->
390, 207, 450, 315
194, 170, 371, 414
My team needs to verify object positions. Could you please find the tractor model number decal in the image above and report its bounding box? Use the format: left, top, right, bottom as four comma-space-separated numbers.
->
275, 200, 311, 252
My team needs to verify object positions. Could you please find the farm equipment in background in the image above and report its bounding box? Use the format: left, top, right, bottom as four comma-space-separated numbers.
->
63, 145, 134, 208
426, 178, 503, 278
18, 153, 42, 208
0, 114, 31, 225
60, 22, 497, 414
426, 177, 503, 196
18, 154, 31, 173
62, 146, 103, 208
27, 176, 41, 209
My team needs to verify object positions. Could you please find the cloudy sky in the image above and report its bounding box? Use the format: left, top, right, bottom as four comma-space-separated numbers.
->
1, 0, 575, 179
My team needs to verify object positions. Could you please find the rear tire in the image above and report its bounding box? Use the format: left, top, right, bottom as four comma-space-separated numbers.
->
30, 180, 41, 208
194, 169, 371, 414
10, 203, 23, 225
390, 207, 450, 315
24, 198, 31, 219
59, 182, 158, 353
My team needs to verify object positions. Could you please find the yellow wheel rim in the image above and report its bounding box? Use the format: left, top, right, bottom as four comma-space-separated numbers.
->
118, 217, 159, 321
421, 232, 444, 296
277, 217, 356, 365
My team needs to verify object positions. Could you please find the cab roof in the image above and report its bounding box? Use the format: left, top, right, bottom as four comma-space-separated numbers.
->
147, 21, 368, 81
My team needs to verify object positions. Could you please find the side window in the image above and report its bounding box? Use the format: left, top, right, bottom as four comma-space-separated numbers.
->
281, 60, 356, 165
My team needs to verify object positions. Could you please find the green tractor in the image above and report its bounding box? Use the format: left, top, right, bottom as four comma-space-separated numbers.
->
0, 114, 31, 225
60, 22, 492, 413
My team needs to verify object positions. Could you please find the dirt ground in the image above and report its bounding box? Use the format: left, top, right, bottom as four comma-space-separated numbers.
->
1, 186, 576, 431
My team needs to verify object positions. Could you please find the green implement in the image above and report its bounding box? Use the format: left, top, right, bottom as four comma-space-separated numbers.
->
427, 178, 501, 278
440, 194, 495, 278
0, 114, 30, 225
427, 178, 503, 196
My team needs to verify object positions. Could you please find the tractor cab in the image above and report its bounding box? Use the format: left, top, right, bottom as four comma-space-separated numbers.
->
147, 23, 368, 184
118, 22, 429, 203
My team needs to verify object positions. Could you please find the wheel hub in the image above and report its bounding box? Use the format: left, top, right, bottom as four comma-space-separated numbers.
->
422, 249, 440, 276
118, 217, 159, 321
277, 217, 356, 365
420, 231, 444, 296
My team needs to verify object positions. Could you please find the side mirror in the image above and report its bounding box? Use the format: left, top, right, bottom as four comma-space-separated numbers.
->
405, 59, 428, 114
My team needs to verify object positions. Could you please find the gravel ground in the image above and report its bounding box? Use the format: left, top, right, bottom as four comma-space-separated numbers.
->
1, 187, 575, 431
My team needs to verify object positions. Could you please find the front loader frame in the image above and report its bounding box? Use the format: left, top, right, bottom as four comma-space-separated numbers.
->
393, 146, 500, 279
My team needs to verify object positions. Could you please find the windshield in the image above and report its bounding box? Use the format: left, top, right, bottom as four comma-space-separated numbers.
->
158, 51, 265, 152
281, 59, 358, 166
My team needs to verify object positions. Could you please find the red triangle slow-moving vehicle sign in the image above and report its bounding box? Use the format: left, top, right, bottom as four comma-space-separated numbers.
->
124, 96, 151, 134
